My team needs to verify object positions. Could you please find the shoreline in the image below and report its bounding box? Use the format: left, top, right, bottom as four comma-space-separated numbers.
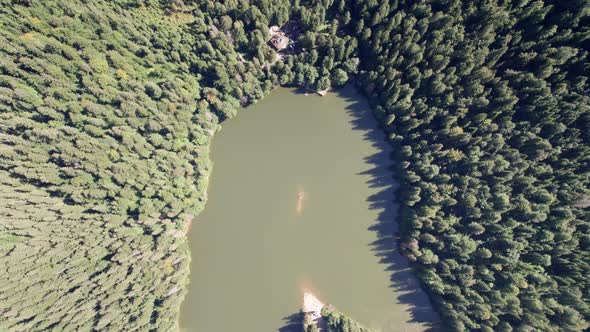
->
303, 291, 325, 330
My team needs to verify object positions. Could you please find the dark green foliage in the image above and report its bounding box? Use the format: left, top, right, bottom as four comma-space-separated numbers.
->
193, 0, 359, 91
349, 1, 590, 331
321, 306, 374, 332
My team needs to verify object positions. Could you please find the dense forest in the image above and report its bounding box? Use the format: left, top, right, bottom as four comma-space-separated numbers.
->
350, 1, 590, 331
0, 0, 588, 331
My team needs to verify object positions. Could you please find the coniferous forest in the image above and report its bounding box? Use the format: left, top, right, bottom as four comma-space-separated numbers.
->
1, 0, 589, 331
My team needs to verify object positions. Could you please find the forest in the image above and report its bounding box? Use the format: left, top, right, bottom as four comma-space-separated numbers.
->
0, 0, 588, 331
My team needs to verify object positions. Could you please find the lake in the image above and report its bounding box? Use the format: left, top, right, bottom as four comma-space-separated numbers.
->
179, 86, 440, 331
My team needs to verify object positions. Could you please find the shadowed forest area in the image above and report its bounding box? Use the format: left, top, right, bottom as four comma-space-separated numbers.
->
341, 88, 441, 331
279, 312, 305, 332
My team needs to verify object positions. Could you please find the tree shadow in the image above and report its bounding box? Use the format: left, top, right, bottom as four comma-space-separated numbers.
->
277, 311, 304, 332
335, 85, 444, 332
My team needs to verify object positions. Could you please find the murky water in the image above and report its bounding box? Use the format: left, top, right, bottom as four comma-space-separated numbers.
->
180, 86, 439, 331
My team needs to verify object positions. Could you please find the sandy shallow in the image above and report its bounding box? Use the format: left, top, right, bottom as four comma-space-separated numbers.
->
303, 291, 324, 329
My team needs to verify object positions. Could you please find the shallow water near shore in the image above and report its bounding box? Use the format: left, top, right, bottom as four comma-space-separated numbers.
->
179, 86, 440, 332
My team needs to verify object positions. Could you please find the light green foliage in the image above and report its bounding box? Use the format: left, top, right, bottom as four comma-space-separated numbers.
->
0, 0, 269, 330
331, 68, 349, 87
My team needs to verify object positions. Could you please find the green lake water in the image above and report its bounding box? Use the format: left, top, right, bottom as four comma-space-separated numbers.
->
179, 86, 440, 331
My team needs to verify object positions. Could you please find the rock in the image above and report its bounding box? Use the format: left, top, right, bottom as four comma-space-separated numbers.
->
269, 33, 289, 51
166, 286, 180, 296
303, 292, 324, 320
303, 291, 325, 330
269, 25, 280, 37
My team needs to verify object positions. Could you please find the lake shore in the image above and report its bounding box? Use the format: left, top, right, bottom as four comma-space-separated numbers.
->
303, 291, 325, 330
